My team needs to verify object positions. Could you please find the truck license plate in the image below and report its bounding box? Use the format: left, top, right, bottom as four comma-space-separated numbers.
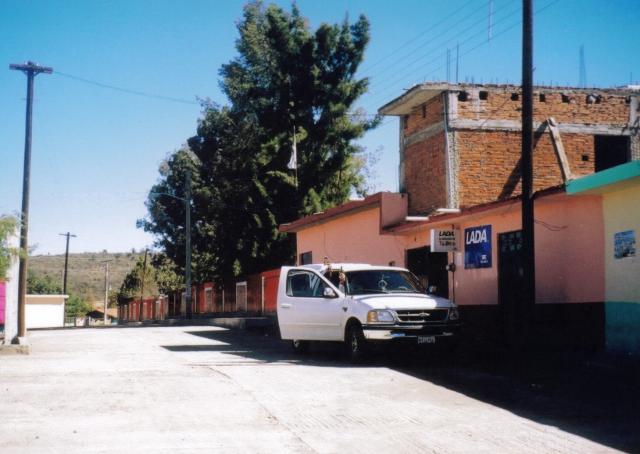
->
417, 336, 436, 344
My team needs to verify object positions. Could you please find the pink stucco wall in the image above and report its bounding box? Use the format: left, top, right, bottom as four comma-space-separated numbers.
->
296, 207, 409, 266
434, 193, 605, 306
294, 192, 604, 307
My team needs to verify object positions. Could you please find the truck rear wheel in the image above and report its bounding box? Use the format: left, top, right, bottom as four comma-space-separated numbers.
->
345, 323, 368, 362
291, 339, 310, 354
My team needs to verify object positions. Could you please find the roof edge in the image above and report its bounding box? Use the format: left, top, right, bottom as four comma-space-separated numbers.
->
279, 192, 384, 233
567, 161, 640, 194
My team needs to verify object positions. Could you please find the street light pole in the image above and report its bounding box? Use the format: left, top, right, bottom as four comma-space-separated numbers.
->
10, 61, 52, 340
148, 169, 193, 320
185, 170, 192, 320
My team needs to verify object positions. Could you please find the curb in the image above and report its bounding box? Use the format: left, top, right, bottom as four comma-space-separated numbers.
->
0, 337, 31, 355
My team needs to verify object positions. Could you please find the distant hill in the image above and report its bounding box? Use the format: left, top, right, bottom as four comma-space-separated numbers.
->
29, 251, 145, 303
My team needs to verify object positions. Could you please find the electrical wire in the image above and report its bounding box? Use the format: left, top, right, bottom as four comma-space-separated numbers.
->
53, 71, 200, 106
359, 0, 485, 75
360, 0, 559, 114
421, 0, 559, 84
365, 0, 511, 90
362, 1, 522, 105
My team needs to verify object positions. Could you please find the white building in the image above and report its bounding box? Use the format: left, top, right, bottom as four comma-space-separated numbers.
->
25, 294, 67, 329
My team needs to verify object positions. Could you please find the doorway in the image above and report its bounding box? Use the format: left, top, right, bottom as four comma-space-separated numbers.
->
595, 135, 630, 172
406, 246, 449, 298
498, 230, 524, 343
236, 282, 248, 312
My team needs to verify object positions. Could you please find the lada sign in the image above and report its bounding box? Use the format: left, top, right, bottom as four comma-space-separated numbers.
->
464, 225, 492, 269
430, 228, 460, 253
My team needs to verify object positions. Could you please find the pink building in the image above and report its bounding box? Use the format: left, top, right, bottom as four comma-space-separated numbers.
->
280, 188, 605, 349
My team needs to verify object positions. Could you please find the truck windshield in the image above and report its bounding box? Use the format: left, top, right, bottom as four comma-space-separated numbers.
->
343, 270, 425, 295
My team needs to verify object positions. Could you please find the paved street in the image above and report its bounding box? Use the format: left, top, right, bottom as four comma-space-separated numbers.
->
1, 325, 637, 453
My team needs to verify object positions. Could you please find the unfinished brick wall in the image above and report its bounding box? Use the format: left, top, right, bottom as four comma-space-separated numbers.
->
456, 89, 630, 124
404, 96, 443, 136
404, 132, 447, 214
397, 86, 635, 212
456, 130, 595, 207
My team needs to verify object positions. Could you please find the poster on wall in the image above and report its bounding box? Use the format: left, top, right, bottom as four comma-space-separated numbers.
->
614, 230, 636, 259
465, 225, 492, 269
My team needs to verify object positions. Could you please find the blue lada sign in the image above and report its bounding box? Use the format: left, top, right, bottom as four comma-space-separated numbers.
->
464, 225, 492, 269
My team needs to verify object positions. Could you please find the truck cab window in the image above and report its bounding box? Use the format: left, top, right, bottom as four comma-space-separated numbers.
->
287, 270, 330, 298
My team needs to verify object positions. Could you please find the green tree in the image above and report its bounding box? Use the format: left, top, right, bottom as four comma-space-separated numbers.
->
140, 2, 378, 281
27, 270, 62, 294
152, 253, 184, 295
65, 294, 91, 317
116, 256, 160, 302
0, 215, 19, 281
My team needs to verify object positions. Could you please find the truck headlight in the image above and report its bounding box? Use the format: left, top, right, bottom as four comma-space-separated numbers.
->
448, 307, 460, 321
367, 310, 395, 324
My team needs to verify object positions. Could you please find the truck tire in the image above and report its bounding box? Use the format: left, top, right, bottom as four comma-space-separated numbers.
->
345, 323, 368, 362
291, 339, 310, 354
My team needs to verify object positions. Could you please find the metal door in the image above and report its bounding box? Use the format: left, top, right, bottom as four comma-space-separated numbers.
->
498, 230, 524, 344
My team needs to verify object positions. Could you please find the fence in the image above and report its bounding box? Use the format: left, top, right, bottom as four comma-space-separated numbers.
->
117, 268, 281, 322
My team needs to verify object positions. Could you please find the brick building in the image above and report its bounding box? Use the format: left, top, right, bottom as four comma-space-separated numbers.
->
277, 83, 639, 351
378, 83, 639, 215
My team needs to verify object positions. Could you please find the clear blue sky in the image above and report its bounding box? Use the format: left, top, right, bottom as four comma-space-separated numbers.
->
1, 0, 638, 255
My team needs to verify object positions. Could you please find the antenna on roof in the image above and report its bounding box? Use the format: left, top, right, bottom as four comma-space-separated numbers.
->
455, 42, 459, 84
579, 45, 587, 88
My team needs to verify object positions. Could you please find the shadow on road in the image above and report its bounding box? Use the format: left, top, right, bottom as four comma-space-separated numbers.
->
164, 327, 355, 367
164, 326, 639, 452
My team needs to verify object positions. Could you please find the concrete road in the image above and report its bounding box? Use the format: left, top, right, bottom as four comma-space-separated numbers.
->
0, 325, 636, 453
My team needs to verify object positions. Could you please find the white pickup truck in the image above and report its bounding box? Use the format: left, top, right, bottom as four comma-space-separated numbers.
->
276, 263, 461, 359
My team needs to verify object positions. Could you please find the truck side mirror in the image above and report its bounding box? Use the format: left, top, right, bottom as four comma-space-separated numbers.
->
323, 287, 337, 298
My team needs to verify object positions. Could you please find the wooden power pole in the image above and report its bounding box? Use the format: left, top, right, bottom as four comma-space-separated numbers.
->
520, 0, 535, 348
59, 232, 77, 295
102, 260, 112, 325
9, 61, 52, 340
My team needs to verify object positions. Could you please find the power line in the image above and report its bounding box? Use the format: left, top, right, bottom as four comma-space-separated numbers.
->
53, 70, 200, 106
361, 2, 524, 111
361, 0, 559, 113
420, 0, 559, 84
359, 0, 483, 74
364, 1, 514, 91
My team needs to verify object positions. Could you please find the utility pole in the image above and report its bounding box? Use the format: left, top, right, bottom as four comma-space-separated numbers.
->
10, 61, 52, 340
102, 260, 112, 325
59, 232, 77, 294
520, 0, 535, 349
139, 249, 148, 322
148, 173, 193, 320
185, 170, 192, 320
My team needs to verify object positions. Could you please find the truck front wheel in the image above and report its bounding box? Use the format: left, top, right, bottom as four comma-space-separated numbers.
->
345, 323, 368, 362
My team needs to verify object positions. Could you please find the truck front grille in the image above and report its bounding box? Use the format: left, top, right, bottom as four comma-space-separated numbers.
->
395, 309, 448, 323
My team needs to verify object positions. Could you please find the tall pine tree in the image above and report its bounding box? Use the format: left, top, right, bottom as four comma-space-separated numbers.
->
141, 2, 378, 281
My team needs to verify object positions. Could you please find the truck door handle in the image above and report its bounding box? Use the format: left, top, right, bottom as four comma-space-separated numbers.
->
281, 303, 292, 309
342, 307, 347, 312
